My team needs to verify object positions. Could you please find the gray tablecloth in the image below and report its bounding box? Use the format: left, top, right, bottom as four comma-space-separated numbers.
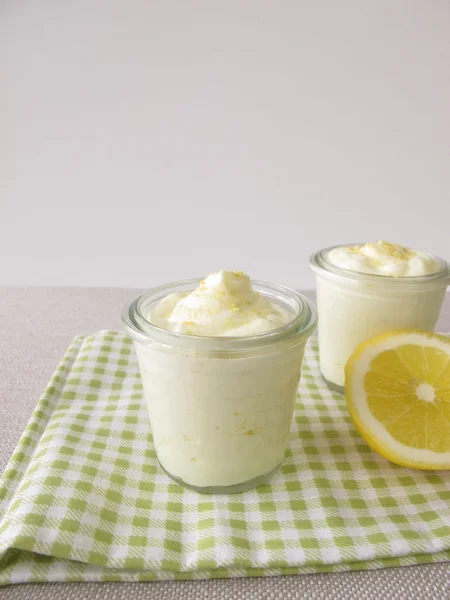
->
1, 287, 449, 600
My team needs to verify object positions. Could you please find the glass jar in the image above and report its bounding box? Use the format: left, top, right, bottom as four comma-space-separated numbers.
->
310, 245, 449, 393
122, 279, 317, 494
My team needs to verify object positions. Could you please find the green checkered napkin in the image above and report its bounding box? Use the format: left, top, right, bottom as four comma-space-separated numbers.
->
1, 331, 450, 585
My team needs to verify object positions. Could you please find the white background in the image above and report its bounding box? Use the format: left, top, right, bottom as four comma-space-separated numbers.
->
2, 0, 450, 289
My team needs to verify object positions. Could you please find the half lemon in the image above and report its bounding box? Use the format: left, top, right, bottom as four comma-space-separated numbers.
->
345, 330, 450, 469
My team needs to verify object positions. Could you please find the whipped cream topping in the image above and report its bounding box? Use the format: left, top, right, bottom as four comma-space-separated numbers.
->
149, 270, 291, 336
326, 241, 442, 277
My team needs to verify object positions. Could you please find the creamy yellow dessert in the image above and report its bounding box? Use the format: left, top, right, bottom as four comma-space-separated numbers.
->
126, 271, 316, 490
310, 241, 448, 390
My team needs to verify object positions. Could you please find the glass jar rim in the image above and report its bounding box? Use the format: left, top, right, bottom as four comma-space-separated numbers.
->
122, 278, 317, 352
310, 243, 450, 288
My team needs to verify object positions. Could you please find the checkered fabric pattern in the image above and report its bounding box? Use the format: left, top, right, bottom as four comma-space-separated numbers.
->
0, 331, 449, 585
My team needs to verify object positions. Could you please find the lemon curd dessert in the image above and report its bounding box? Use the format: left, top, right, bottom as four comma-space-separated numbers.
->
310, 241, 449, 391
122, 271, 317, 492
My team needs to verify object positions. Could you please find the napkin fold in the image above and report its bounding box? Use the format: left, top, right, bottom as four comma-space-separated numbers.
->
0, 331, 449, 585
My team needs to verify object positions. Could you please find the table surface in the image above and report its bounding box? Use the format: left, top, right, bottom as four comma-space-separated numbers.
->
1, 287, 450, 600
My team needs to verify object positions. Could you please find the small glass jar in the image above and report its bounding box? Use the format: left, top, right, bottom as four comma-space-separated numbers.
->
310, 244, 449, 393
122, 279, 317, 494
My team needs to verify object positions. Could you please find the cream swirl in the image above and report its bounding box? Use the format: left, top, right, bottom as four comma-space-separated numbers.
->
327, 241, 442, 277
149, 270, 291, 336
